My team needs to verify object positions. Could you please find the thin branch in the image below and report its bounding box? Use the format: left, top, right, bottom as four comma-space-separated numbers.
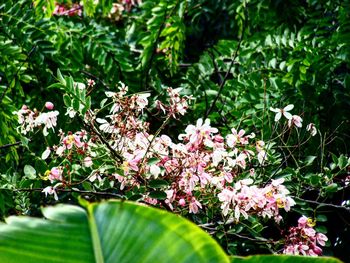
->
293, 196, 350, 213
82, 119, 123, 163
0, 141, 22, 150
204, 32, 245, 120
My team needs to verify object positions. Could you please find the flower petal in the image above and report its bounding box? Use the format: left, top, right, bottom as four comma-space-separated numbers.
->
283, 111, 292, 120
274, 112, 282, 122
284, 104, 294, 111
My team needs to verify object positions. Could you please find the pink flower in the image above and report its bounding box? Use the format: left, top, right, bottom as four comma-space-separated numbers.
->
288, 115, 303, 128
63, 134, 83, 149
87, 79, 95, 87
135, 93, 150, 111
45, 102, 54, 110
218, 188, 235, 216
270, 104, 294, 122
179, 119, 218, 150
178, 198, 186, 206
122, 151, 144, 175
298, 216, 308, 227
48, 167, 62, 182
283, 216, 327, 256
189, 197, 202, 214
303, 227, 316, 237
226, 128, 245, 147
316, 233, 328, 246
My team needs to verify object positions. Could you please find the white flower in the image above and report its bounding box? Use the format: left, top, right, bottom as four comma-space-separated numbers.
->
136, 93, 150, 110
257, 150, 267, 164
105, 91, 117, 97
96, 118, 114, 133
270, 104, 294, 122
42, 186, 58, 200
35, 111, 59, 136
306, 123, 317, 136
149, 164, 161, 178
65, 107, 77, 118
83, 157, 93, 167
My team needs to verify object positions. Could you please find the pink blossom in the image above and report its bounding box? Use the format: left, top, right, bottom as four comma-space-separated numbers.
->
45, 102, 54, 110
63, 134, 83, 149
179, 119, 218, 150
316, 233, 328, 246
48, 167, 62, 182
135, 93, 150, 111
226, 128, 245, 147
87, 79, 95, 87
288, 115, 303, 128
189, 197, 202, 214
283, 216, 328, 256
298, 216, 308, 227
178, 198, 186, 206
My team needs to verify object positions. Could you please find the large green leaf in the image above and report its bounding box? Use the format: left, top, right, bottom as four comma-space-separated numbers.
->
0, 200, 229, 263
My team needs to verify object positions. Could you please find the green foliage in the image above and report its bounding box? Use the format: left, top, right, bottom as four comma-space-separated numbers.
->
0, 0, 349, 261
0, 200, 344, 263
0, 200, 229, 263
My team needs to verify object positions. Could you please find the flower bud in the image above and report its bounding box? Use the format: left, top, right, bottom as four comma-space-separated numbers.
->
45, 102, 54, 110
178, 198, 186, 206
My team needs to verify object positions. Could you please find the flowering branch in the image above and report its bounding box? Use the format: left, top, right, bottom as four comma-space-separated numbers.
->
80, 117, 124, 163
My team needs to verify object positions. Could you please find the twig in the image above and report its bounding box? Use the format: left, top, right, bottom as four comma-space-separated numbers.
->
293, 196, 350, 213
0, 141, 22, 150
204, 18, 246, 119
76, 110, 123, 163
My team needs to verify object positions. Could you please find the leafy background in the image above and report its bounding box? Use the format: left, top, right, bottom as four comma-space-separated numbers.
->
0, 0, 349, 261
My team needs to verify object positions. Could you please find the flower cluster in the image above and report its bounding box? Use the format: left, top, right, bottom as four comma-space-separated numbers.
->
218, 178, 295, 223
156, 88, 191, 118
14, 103, 59, 136
34, 82, 294, 224
53, 2, 82, 16
283, 216, 328, 256
96, 83, 151, 138
89, 85, 293, 220
108, 0, 142, 21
